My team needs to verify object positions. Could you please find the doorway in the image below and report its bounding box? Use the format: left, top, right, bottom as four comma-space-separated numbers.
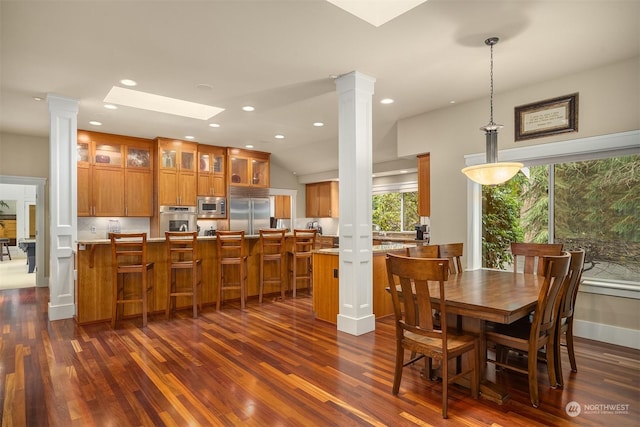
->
0, 176, 47, 288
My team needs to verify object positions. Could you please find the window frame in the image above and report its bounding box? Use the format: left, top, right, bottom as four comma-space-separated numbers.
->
464, 130, 640, 299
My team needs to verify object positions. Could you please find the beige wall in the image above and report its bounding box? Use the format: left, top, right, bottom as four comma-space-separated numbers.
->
397, 57, 640, 341
0, 132, 49, 178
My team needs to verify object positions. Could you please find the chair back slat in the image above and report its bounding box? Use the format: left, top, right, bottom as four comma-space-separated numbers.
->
165, 231, 198, 264
406, 244, 439, 258
216, 230, 246, 260
438, 243, 463, 274
530, 252, 571, 340
511, 242, 563, 275
558, 249, 586, 319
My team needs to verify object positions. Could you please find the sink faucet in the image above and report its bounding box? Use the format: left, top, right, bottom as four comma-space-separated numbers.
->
179, 224, 188, 232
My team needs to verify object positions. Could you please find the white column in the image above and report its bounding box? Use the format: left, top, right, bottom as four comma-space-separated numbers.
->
47, 94, 78, 320
335, 71, 376, 336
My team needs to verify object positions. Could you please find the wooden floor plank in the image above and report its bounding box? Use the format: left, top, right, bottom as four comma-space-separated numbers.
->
1, 287, 638, 426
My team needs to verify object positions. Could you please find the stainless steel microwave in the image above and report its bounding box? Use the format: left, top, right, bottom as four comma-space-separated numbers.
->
197, 196, 226, 218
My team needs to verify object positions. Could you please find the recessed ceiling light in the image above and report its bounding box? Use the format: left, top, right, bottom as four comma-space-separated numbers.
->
209, 123, 221, 128
242, 105, 255, 112
104, 104, 118, 110
380, 98, 394, 105
274, 134, 285, 139
185, 135, 195, 140
89, 121, 102, 126
104, 87, 224, 120
450, 100, 456, 104
33, 96, 43, 101
313, 122, 325, 127
245, 144, 254, 149
120, 79, 137, 87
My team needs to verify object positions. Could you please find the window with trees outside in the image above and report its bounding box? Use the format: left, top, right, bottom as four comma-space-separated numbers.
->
372, 191, 419, 232
482, 154, 639, 285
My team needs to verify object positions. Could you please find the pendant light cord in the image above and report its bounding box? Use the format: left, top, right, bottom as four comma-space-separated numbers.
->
489, 40, 495, 126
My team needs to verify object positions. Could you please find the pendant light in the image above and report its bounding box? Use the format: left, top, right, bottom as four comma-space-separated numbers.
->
461, 37, 523, 185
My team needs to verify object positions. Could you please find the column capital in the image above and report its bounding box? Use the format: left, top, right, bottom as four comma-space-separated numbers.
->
46, 94, 78, 113
335, 71, 376, 95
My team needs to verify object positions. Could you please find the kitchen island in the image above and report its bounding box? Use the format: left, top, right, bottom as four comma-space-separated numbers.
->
312, 244, 415, 324
75, 235, 302, 324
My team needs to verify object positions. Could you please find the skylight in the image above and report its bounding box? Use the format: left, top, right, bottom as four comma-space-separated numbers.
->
103, 86, 224, 120
326, 0, 427, 27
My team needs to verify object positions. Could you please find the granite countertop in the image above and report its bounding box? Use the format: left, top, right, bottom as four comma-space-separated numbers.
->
316, 243, 415, 255
76, 235, 258, 245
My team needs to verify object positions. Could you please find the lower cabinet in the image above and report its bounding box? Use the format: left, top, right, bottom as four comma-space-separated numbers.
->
312, 250, 399, 324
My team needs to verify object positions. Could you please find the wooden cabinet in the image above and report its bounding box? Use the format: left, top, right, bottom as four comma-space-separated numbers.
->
77, 131, 153, 217
227, 148, 270, 188
417, 153, 430, 217
156, 138, 198, 206
306, 181, 339, 218
273, 195, 291, 219
197, 145, 226, 197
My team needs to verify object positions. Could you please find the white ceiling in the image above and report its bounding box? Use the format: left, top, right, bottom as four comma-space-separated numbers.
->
1, 1, 638, 178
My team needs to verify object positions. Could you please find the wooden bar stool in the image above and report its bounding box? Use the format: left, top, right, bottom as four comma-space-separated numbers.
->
165, 231, 202, 319
110, 233, 154, 328
216, 230, 248, 310
288, 229, 317, 298
258, 229, 286, 303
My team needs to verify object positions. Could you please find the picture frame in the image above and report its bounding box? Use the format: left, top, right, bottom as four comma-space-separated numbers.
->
515, 93, 578, 141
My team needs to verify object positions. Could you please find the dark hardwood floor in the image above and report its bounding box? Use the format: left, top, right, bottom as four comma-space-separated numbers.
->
1, 287, 638, 426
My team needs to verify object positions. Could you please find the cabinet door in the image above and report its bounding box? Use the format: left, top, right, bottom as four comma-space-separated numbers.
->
93, 168, 125, 216
306, 184, 319, 217
317, 181, 338, 218
417, 153, 430, 217
230, 156, 250, 185
212, 175, 226, 196
125, 169, 152, 216
275, 195, 291, 219
251, 158, 269, 187
179, 172, 197, 206
77, 165, 92, 216
158, 169, 179, 206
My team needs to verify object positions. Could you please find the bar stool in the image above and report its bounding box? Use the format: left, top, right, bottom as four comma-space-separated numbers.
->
165, 231, 202, 319
0, 238, 11, 261
216, 230, 248, 310
288, 229, 317, 297
259, 229, 286, 303
110, 233, 154, 328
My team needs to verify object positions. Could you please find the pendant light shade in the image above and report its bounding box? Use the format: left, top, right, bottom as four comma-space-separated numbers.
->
462, 37, 523, 185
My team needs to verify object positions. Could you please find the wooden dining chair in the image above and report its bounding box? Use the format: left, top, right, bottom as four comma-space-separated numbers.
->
406, 244, 439, 258
554, 249, 586, 387
511, 242, 563, 275
110, 232, 154, 328
386, 253, 478, 419
438, 243, 464, 274
485, 252, 571, 407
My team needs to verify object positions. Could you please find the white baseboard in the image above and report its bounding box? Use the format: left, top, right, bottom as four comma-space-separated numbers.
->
48, 302, 76, 321
574, 319, 640, 350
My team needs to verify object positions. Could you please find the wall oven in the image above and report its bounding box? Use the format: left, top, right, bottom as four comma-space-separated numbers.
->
197, 196, 226, 218
159, 206, 197, 233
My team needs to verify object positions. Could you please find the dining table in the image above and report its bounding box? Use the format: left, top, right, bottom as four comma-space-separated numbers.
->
397, 268, 546, 404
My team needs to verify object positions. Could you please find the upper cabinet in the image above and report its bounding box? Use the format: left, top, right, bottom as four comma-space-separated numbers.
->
306, 181, 339, 218
274, 195, 291, 219
197, 145, 226, 197
156, 138, 198, 206
77, 131, 153, 217
227, 148, 270, 188
417, 153, 430, 217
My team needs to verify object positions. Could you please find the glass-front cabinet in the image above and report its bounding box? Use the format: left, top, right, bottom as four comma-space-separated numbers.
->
227, 148, 270, 188
197, 146, 226, 196
156, 138, 198, 206
77, 131, 153, 217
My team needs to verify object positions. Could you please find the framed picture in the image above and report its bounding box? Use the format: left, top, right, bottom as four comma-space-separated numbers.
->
515, 93, 578, 141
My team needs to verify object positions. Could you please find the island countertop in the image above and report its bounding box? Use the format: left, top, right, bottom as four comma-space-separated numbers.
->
315, 243, 415, 255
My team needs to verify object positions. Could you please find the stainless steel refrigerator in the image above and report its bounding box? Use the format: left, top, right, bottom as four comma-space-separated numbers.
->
228, 187, 271, 235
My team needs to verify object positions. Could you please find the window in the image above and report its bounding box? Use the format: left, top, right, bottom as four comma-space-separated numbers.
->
372, 191, 419, 232
483, 155, 639, 284
467, 130, 640, 293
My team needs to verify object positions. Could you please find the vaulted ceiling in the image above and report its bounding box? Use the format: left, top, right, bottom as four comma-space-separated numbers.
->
1, 1, 638, 178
